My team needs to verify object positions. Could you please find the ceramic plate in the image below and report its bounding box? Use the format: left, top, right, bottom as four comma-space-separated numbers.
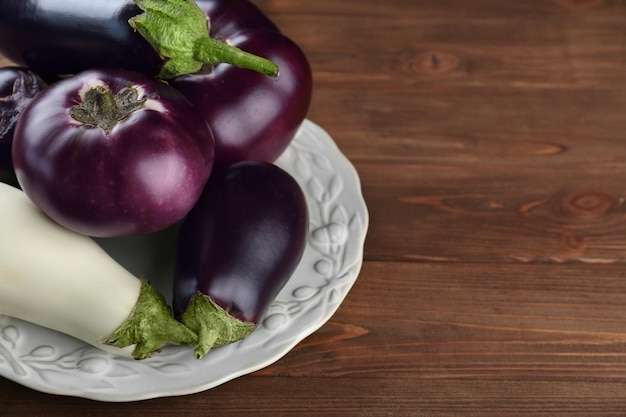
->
0, 120, 369, 402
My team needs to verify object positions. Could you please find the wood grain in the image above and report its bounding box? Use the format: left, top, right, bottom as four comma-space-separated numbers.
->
3, 0, 626, 415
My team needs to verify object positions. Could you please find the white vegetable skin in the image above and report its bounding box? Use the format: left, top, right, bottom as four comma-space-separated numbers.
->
0, 183, 139, 357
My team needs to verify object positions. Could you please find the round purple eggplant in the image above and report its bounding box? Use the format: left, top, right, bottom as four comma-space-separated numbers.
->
0, 67, 47, 181
173, 161, 308, 359
12, 68, 215, 237
170, 0, 313, 167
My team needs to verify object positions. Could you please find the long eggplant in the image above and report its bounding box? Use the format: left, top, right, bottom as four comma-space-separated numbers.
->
173, 161, 308, 359
0, 182, 197, 359
0, 0, 276, 79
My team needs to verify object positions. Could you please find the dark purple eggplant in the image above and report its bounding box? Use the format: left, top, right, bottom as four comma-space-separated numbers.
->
12, 68, 215, 237
173, 161, 308, 358
0, 67, 46, 181
0, 0, 159, 75
0, 0, 277, 79
170, 0, 312, 167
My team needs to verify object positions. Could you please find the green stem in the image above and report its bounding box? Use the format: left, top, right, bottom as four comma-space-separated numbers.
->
180, 292, 256, 359
103, 279, 198, 360
129, 0, 279, 80
193, 37, 279, 78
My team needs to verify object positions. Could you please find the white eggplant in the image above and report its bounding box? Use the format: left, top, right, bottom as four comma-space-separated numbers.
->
0, 182, 197, 359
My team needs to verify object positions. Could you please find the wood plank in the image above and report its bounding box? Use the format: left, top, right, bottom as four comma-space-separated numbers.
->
361, 162, 626, 262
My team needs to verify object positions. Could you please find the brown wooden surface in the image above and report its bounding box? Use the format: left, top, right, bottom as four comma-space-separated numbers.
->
3, 0, 626, 415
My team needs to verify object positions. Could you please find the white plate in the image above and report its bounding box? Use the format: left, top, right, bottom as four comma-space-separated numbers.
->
0, 120, 369, 402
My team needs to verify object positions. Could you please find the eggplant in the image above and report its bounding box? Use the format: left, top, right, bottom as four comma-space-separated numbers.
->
0, 67, 46, 181
0, 1, 161, 76
12, 68, 215, 237
0, 0, 276, 79
0, 182, 197, 359
169, 0, 312, 167
173, 161, 308, 359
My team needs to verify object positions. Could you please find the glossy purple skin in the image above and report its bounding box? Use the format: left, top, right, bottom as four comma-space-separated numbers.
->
171, 0, 313, 167
0, 67, 46, 178
0, 0, 161, 75
173, 161, 308, 323
12, 68, 215, 237
0, 0, 313, 167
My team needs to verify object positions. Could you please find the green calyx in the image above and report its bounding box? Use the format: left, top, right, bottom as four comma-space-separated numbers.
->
180, 292, 256, 359
103, 279, 198, 360
69, 83, 149, 135
130, 0, 279, 80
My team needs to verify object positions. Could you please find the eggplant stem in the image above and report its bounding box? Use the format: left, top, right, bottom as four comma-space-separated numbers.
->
129, 0, 278, 79
193, 37, 279, 78
102, 279, 198, 360
180, 292, 256, 360
69, 84, 149, 135
0, 71, 45, 139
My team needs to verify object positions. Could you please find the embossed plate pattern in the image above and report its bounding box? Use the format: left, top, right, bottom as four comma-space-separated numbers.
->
0, 120, 369, 402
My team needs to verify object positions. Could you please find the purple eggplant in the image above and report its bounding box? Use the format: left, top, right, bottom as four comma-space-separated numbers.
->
0, 0, 277, 79
12, 68, 215, 237
0, 67, 46, 181
170, 0, 312, 167
173, 161, 308, 359
0, 0, 312, 167
0, 0, 159, 75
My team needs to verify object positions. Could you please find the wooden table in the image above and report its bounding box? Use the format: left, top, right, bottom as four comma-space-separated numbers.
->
2, 0, 626, 415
